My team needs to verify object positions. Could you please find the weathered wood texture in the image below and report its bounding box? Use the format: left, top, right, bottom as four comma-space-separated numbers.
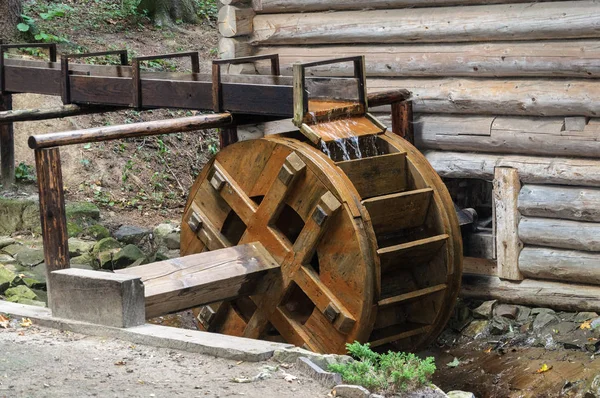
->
461, 274, 600, 312
29, 113, 233, 149
414, 115, 600, 158
254, 0, 558, 13
425, 151, 600, 188
493, 167, 523, 281
0, 104, 119, 124
519, 217, 600, 252
254, 40, 600, 78
518, 185, 600, 222
251, 2, 600, 45
519, 247, 600, 285
0, 94, 14, 184
117, 243, 280, 319
35, 147, 69, 305
219, 5, 255, 37
463, 257, 497, 276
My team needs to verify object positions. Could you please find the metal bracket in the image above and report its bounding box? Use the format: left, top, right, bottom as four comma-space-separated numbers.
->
0, 43, 57, 95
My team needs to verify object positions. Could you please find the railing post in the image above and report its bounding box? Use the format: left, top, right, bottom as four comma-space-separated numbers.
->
391, 101, 414, 145
35, 147, 70, 305
0, 93, 14, 184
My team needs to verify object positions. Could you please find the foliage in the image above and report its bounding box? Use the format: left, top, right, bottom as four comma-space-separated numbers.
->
328, 342, 436, 395
19, 2, 72, 43
15, 162, 36, 182
195, 0, 218, 22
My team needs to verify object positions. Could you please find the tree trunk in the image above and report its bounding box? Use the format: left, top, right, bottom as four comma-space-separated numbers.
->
0, 0, 22, 43
138, 0, 198, 27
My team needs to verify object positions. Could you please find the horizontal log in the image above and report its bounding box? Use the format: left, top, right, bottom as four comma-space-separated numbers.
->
367, 78, 600, 117
519, 247, 600, 285
461, 273, 600, 312
518, 185, 600, 222
251, 1, 600, 45
519, 217, 600, 251
219, 5, 254, 37
0, 104, 119, 124
414, 115, 600, 157
256, 0, 558, 13
424, 151, 600, 187
28, 113, 233, 149
255, 40, 600, 78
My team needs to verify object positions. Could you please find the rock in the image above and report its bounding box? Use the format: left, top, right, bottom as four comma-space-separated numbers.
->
16, 298, 46, 307
531, 308, 555, 316
113, 225, 151, 245
0, 197, 33, 235
71, 262, 94, 271
153, 223, 178, 240
490, 316, 512, 335
591, 317, 600, 330
21, 203, 41, 233
111, 245, 146, 270
515, 306, 532, 323
1, 243, 24, 257
296, 357, 342, 389
273, 347, 353, 371
4, 285, 38, 301
92, 238, 121, 256
14, 247, 44, 267
0, 253, 17, 265
0, 237, 15, 249
332, 384, 370, 398
0, 265, 17, 293
533, 312, 560, 331
15, 263, 47, 288
449, 300, 472, 331
404, 385, 449, 397
462, 320, 489, 338
86, 224, 110, 239
575, 312, 599, 323
164, 232, 181, 250
68, 238, 95, 257
447, 392, 476, 398
495, 304, 519, 320
472, 300, 496, 319
585, 374, 600, 397
66, 202, 100, 222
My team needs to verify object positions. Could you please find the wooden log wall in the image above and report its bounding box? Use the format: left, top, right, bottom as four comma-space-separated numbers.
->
219, 0, 600, 310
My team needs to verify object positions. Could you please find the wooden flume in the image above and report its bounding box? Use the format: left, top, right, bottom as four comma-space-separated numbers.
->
2, 46, 462, 353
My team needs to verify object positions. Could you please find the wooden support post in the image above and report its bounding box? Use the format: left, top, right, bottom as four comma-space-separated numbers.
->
35, 147, 70, 304
0, 93, 14, 184
220, 126, 239, 149
391, 101, 414, 145
493, 167, 523, 281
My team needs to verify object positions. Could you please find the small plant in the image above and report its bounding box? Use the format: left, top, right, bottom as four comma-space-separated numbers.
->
328, 342, 436, 395
15, 162, 36, 182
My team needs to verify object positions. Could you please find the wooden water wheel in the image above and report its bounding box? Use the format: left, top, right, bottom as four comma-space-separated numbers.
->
180, 130, 462, 354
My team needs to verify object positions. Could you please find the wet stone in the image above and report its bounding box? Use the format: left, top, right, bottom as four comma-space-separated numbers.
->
473, 300, 496, 320
113, 225, 151, 245
495, 304, 519, 320
490, 316, 511, 335
462, 320, 489, 338
0, 237, 15, 249
516, 306, 532, 323
575, 312, 599, 323
533, 312, 559, 331
14, 247, 44, 267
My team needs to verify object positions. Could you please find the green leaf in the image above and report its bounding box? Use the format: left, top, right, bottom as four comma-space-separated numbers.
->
83, 143, 92, 150
446, 358, 460, 368
17, 23, 30, 32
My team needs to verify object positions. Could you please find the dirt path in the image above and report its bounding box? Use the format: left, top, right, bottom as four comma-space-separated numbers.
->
0, 325, 329, 398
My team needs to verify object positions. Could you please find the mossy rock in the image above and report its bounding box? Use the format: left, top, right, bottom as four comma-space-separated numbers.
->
0, 265, 17, 293
92, 238, 121, 256
68, 238, 95, 257
85, 224, 110, 240
5, 285, 38, 301
108, 244, 146, 270
21, 203, 41, 234
0, 197, 34, 235
67, 221, 84, 238
1, 243, 24, 257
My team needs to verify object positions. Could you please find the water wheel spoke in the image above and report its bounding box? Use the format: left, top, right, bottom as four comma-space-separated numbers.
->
189, 203, 231, 250
270, 306, 320, 351
293, 266, 356, 334
378, 284, 447, 308
211, 162, 258, 226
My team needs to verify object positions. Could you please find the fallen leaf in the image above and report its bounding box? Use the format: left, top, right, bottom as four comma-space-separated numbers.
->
19, 318, 32, 328
537, 364, 553, 374
0, 314, 10, 329
114, 361, 126, 366
588, 337, 599, 342
447, 358, 460, 368
236, 361, 244, 365
484, 347, 492, 354
581, 320, 592, 330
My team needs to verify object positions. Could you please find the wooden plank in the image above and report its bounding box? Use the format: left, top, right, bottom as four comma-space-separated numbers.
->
377, 234, 448, 272
369, 323, 431, 348
493, 167, 523, 281
463, 257, 497, 276
336, 153, 407, 199
256, 0, 558, 13
362, 188, 433, 234
425, 151, 600, 188
0, 94, 14, 184
378, 284, 446, 307
519, 217, 600, 252
116, 243, 280, 319
34, 147, 69, 305
4, 65, 60, 95
461, 274, 600, 312
518, 185, 600, 222
254, 39, 600, 78
519, 247, 600, 285
251, 2, 600, 45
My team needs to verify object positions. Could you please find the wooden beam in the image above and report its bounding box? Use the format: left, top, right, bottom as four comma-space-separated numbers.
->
519, 217, 600, 252
0, 93, 14, 184
461, 273, 600, 312
518, 185, 600, 222
519, 247, 600, 285
425, 151, 600, 188
391, 101, 413, 144
493, 167, 523, 281
35, 147, 69, 305
219, 5, 255, 37
0, 104, 119, 124
251, 2, 600, 45
255, 40, 600, 78
28, 113, 233, 149
116, 243, 280, 319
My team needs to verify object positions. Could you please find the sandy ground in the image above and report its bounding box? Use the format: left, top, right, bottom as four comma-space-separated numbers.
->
0, 324, 330, 398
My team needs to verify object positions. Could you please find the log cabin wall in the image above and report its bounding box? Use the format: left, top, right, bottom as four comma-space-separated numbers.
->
217, 0, 600, 309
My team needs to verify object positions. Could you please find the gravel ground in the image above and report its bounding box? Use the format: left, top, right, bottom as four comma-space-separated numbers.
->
0, 323, 330, 398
